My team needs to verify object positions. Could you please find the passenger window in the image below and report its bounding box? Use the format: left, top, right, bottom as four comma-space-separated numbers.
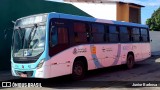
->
132, 28, 140, 42
91, 24, 105, 43
50, 26, 58, 46
120, 26, 130, 42
105, 25, 109, 42
109, 26, 119, 43
58, 27, 68, 44
73, 22, 88, 43
141, 28, 148, 42
51, 26, 68, 46
92, 24, 104, 33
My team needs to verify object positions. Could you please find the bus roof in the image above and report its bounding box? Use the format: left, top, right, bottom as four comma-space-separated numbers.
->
48, 12, 148, 28
15, 12, 148, 28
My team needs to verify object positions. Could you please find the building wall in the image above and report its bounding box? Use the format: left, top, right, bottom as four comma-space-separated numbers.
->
129, 5, 141, 23
68, 2, 117, 20
117, 3, 129, 22
117, 3, 141, 23
149, 31, 160, 52
65, 0, 142, 23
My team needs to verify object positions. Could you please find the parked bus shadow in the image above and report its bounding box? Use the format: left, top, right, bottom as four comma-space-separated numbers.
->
1, 56, 160, 89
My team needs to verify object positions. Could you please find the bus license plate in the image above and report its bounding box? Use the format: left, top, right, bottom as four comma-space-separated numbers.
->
20, 73, 27, 77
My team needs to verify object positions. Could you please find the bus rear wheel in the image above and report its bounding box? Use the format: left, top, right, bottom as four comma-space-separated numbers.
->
127, 54, 135, 69
72, 61, 85, 80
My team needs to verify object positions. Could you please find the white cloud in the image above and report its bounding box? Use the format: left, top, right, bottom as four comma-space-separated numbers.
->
121, 0, 160, 7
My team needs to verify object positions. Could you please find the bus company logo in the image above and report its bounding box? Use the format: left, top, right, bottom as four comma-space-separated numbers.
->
123, 46, 137, 50
73, 48, 77, 54
73, 48, 87, 54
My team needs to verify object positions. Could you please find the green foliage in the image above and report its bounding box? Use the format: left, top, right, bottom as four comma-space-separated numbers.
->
146, 7, 160, 31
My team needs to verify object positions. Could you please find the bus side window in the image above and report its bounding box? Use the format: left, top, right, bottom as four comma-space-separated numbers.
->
132, 28, 140, 42
127, 27, 133, 42
140, 28, 148, 42
105, 25, 109, 42
73, 22, 88, 43
57, 27, 68, 44
109, 25, 119, 43
91, 23, 105, 43
120, 26, 130, 42
50, 26, 58, 47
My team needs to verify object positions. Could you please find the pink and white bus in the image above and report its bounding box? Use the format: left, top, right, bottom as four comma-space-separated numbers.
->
11, 12, 151, 79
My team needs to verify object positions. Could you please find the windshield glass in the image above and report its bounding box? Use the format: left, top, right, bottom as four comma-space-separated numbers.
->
13, 25, 46, 57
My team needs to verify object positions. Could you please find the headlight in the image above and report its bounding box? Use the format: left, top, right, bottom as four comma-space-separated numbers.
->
37, 59, 45, 69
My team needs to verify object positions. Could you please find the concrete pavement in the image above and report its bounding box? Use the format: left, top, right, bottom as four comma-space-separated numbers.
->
0, 70, 19, 82
152, 51, 160, 56
0, 51, 160, 83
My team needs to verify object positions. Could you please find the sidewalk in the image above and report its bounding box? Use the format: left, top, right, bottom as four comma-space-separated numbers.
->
0, 70, 18, 82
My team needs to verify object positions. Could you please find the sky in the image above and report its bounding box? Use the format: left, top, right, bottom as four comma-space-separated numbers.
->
48, 0, 160, 24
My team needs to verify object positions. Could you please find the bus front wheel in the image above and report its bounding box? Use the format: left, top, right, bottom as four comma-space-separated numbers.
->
126, 54, 135, 69
72, 61, 85, 80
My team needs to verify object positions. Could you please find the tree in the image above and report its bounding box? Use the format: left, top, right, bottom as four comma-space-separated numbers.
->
146, 7, 160, 31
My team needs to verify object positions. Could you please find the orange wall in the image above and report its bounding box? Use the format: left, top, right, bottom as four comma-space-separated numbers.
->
117, 3, 141, 23
117, 3, 129, 22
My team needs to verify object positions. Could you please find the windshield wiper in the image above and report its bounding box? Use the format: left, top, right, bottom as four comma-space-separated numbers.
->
16, 27, 22, 40
16, 27, 25, 48
28, 24, 38, 49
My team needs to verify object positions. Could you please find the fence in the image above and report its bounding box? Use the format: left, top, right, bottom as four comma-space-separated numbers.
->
149, 31, 160, 53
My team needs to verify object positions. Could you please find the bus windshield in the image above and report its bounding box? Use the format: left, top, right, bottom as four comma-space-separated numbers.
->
13, 25, 46, 57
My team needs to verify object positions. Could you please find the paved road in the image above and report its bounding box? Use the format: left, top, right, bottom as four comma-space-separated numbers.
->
0, 56, 160, 90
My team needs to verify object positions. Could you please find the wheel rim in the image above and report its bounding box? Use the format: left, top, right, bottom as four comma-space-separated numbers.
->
74, 64, 83, 76
128, 55, 134, 68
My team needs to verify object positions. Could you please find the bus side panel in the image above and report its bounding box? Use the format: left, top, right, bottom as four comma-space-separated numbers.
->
120, 43, 150, 63
120, 44, 130, 64
101, 44, 122, 67
140, 43, 151, 60
47, 49, 74, 78
45, 43, 150, 78
46, 45, 94, 78
132, 43, 142, 61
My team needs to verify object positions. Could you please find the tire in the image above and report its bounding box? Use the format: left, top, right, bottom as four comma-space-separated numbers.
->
126, 54, 135, 69
72, 61, 86, 80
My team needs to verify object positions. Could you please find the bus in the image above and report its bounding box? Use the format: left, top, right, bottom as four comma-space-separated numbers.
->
11, 12, 151, 79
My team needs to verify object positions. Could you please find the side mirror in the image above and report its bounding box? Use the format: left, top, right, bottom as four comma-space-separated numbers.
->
150, 39, 152, 42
